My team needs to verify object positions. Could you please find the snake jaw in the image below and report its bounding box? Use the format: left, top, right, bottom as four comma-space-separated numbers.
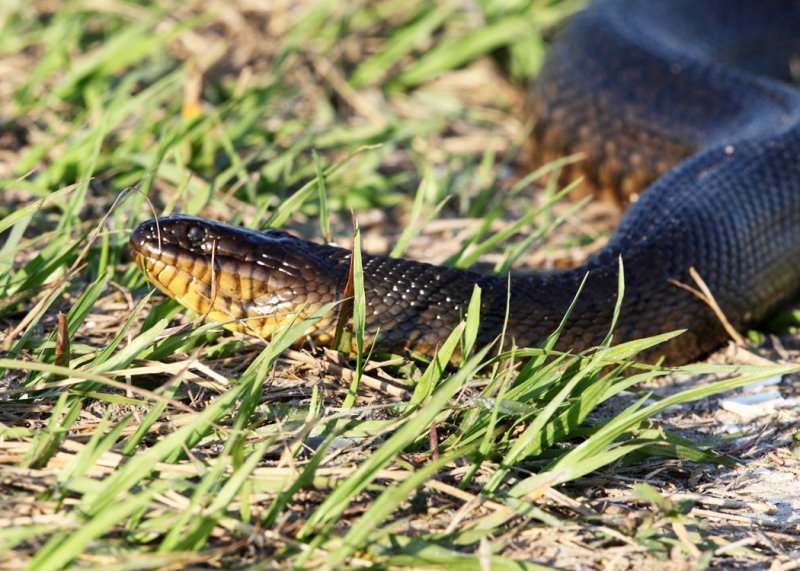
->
129, 216, 345, 341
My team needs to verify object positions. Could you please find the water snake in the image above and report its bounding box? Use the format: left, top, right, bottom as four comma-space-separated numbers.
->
130, 0, 800, 366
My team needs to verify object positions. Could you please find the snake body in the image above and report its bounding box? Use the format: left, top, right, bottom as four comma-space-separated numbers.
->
130, 0, 800, 366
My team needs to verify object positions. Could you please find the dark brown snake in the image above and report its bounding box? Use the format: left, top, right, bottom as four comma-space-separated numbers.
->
130, 0, 800, 366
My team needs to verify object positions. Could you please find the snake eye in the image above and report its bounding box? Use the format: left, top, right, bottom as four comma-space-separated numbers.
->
186, 225, 206, 245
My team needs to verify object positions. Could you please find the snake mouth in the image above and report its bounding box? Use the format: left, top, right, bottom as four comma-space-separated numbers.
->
129, 216, 312, 302
129, 215, 345, 340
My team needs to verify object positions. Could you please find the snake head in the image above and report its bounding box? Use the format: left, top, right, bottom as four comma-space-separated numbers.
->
129, 215, 343, 340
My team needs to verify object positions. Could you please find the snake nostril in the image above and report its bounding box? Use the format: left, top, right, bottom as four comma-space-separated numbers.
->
186, 225, 206, 245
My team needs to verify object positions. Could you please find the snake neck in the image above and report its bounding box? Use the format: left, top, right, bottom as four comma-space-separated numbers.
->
311, 244, 718, 365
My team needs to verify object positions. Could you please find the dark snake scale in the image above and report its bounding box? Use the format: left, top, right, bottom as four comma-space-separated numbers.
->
130, 0, 800, 366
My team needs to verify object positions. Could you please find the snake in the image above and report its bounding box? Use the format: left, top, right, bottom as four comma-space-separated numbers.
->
129, 0, 800, 366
